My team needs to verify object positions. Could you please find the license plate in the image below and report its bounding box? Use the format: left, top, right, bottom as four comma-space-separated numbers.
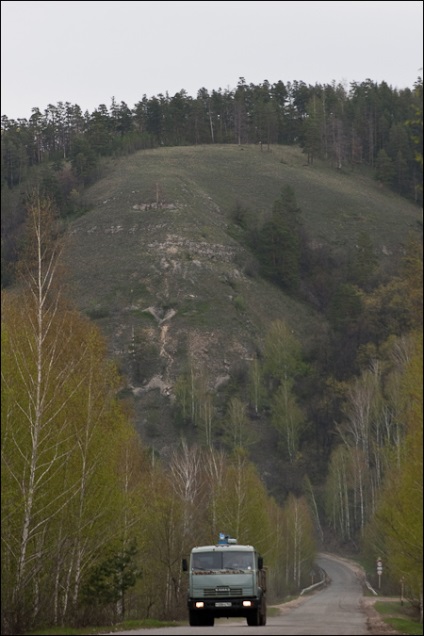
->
215, 602, 232, 607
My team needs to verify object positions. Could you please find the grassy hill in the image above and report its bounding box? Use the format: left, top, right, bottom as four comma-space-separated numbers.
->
62, 144, 422, 491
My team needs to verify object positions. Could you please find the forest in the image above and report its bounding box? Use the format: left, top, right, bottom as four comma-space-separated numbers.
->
1, 77, 423, 634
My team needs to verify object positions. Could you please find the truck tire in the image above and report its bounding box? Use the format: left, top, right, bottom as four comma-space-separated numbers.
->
259, 596, 267, 625
204, 613, 215, 626
189, 610, 200, 626
246, 608, 260, 626
189, 610, 215, 627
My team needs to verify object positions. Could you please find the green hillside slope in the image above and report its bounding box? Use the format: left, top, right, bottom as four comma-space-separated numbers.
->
62, 144, 421, 489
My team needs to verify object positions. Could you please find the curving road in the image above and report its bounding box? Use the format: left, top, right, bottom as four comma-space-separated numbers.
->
102, 553, 369, 635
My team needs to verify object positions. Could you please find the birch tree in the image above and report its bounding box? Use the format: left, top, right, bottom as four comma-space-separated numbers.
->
169, 440, 205, 543
336, 363, 382, 535
55, 326, 132, 623
215, 450, 272, 554
364, 332, 422, 611
225, 397, 255, 451
1, 194, 138, 632
1, 195, 80, 632
271, 379, 305, 462
263, 319, 303, 390
248, 357, 264, 415
283, 495, 316, 590
324, 445, 353, 540
203, 448, 227, 538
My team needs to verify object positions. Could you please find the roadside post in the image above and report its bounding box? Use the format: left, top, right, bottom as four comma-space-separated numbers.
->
376, 558, 383, 589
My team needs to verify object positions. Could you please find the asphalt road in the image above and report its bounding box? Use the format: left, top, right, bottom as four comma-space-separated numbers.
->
102, 553, 369, 635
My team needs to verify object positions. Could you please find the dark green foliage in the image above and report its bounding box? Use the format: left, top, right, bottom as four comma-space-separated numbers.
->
81, 543, 140, 607
375, 149, 395, 185
1, 188, 27, 287
231, 201, 252, 230
300, 244, 342, 311
348, 231, 378, 289
85, 105, 115, 156
327, 283, 363, 332
69, 136, 98, 185
129, 335, 161, 384
256, 185, 303, 292
39, 167, 66, 210
111, 99, 134, 138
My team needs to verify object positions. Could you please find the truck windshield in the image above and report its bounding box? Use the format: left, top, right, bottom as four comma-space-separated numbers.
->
192, 551, 254, 571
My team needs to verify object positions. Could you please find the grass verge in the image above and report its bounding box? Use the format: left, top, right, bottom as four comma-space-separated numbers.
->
374, 600, 423, 635
23, 619, 181, 635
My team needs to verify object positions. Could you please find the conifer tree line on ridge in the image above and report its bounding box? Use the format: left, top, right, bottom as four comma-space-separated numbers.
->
2, 76, 423, 201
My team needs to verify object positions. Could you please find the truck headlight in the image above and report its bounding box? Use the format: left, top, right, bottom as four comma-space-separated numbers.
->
195, 602, 205, 608
243, 601, 252, 607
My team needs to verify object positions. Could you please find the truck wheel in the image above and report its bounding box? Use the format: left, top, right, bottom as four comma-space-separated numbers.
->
246, 609, 260, 626
189, 610, 200, 626
190, 611, 214, 627
259, 598, 267, 625
204, 613, 215, 626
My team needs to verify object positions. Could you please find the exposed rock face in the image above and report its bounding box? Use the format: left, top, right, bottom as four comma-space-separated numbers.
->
148, 235, 238, 262
142, 306, 177, 324
132, 202, 177, 211
131, 375, 172, 396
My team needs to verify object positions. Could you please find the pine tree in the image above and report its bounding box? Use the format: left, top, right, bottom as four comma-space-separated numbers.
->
257, 186, 303, 291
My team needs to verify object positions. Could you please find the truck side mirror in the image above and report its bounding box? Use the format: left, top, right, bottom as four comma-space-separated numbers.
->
258, 556, 263, 570
182, 558, 188, 572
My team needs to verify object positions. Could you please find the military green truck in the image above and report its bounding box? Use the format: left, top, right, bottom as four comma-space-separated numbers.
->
182, 533, 266, 627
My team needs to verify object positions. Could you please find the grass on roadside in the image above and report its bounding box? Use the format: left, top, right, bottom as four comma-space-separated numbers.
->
24, 605, 282, 634
374, 600, 423, 636
23, 619, 181, 635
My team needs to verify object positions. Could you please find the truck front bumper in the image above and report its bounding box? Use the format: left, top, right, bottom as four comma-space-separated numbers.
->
188, 596, 260, 617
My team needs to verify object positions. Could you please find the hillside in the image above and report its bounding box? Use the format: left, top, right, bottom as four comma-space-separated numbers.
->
62, 144, 422, 497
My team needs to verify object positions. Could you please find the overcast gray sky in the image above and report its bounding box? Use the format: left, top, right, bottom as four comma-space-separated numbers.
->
1, 0, 423, 120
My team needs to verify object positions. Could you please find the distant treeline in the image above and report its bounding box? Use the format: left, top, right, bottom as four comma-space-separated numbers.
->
1, 77, 423, 200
